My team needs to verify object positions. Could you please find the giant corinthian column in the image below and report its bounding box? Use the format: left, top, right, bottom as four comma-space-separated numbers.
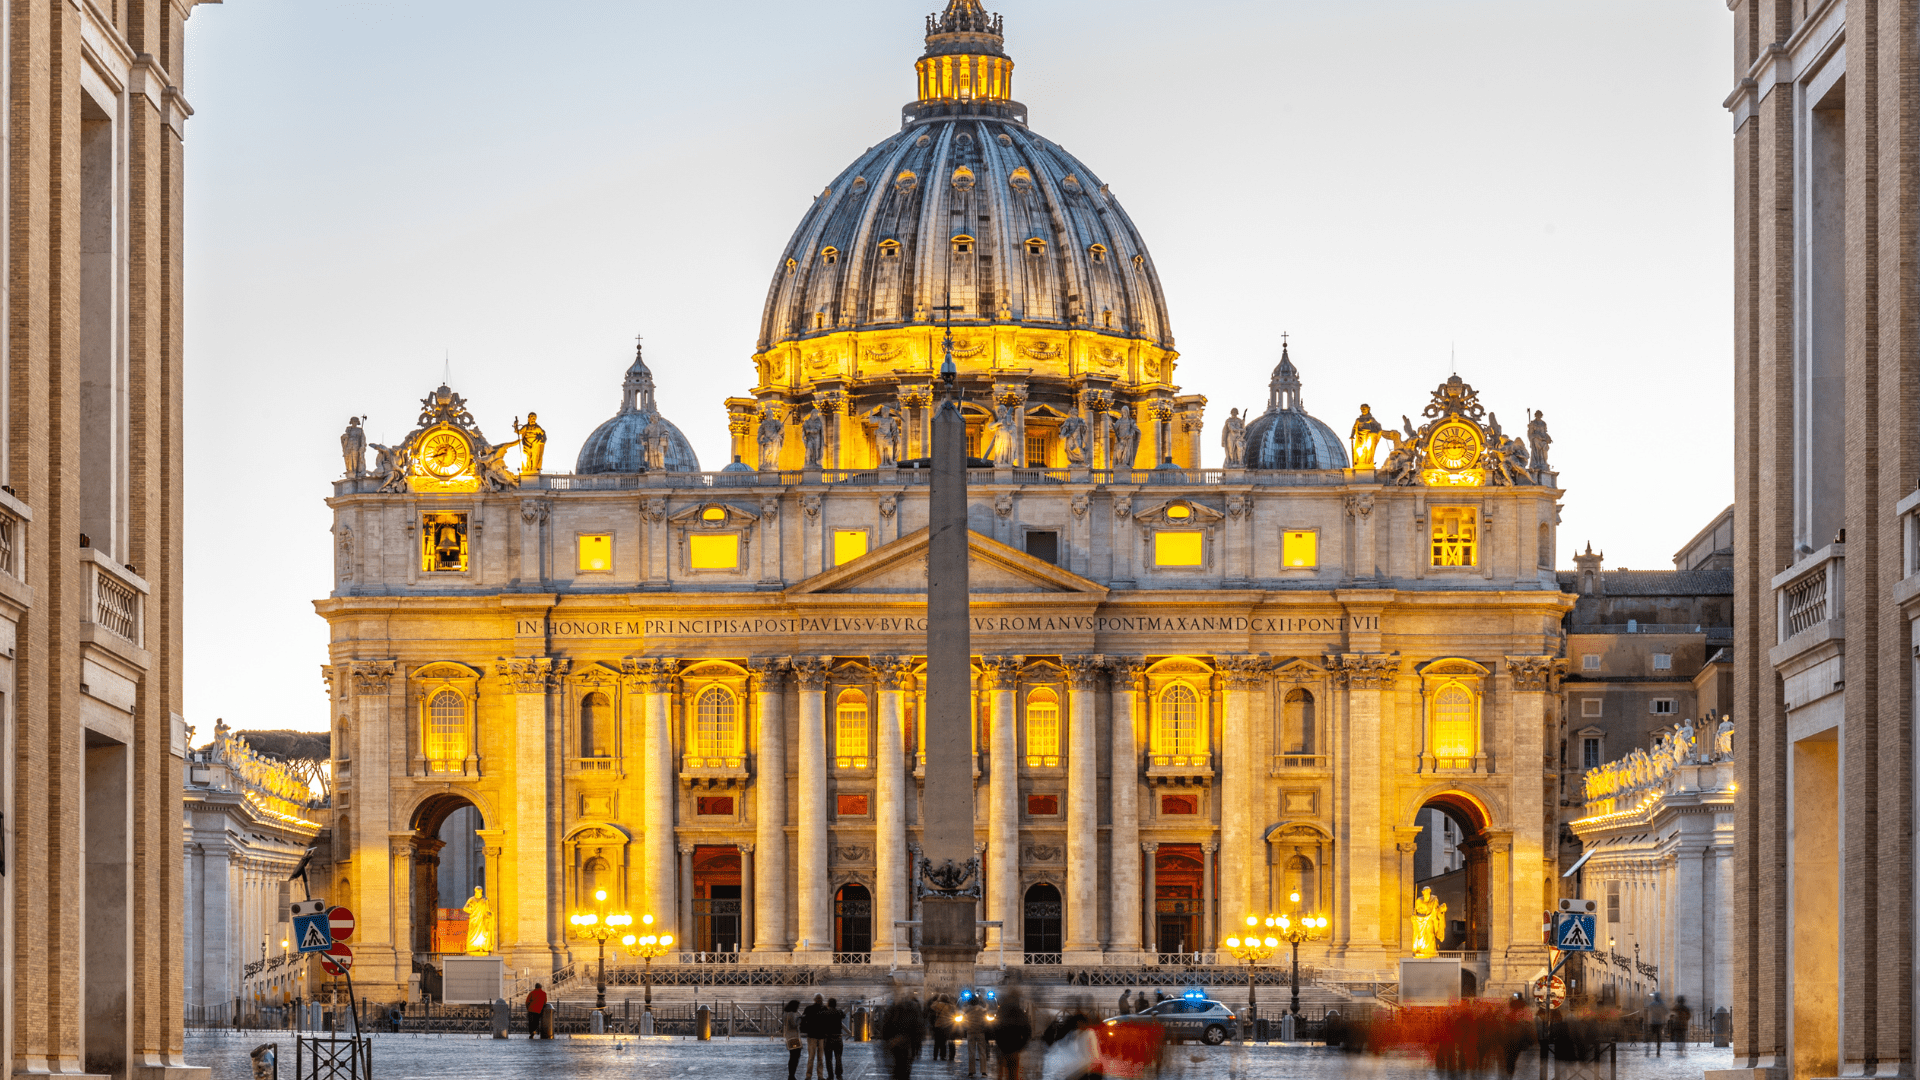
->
747, 658, 789, 952
1218, 655, 1267, 926
984, 655, 1022, 950
872, 656, 910, 955
1107, 658, 1145, 954
632, 658, 680, 941
1063, 655, 1102, 956
793, 656, 832, 954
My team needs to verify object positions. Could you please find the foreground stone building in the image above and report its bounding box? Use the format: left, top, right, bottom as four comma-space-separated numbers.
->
0, 0, 210, 1076
1726, 1, 1920, 1076
317, 1, 1572, 1001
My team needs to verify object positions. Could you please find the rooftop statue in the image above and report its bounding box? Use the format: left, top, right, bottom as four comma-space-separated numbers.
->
1349, 405, 1383, 468
757, 407, 786, 472
1221, 408, 1247, 468
1527, 410, 1552, 472
341, 417, 366, 479
512, 413, 547, 476
1110, 410, 1141, 471
1060, 411, 1090, 466
868, 405, 902, 467
802, 408, 826, 469
983, 402, 1017, 466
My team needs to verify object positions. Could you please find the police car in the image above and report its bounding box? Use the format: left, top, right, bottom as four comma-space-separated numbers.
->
1108, 990, 1238, 1045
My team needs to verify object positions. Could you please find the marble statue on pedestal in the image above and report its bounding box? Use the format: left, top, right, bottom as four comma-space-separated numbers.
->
1411, 885, 1447, 958
341, 417, 367, 479
1221, 408, 1247, 468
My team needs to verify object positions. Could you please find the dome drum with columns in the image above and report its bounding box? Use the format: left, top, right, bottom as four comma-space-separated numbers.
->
315, 2, 1570, 1006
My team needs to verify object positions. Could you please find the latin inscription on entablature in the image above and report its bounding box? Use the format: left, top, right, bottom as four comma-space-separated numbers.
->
516, 618, 644, 638
635, 612, 1380, 639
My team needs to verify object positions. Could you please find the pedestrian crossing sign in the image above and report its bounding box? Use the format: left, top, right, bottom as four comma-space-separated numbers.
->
1554, 911, 1596, 951
292, 903, 334, 954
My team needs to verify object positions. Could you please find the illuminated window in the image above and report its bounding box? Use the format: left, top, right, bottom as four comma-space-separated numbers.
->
694, 686, 740, 759
837, 793, 870, 816
1155, 683, 1202, 759
422, 514, 468, 573
1160, 794, 1198, 815
1430, 684, 1476, 765
1165, 502, 1192, 521
1282, 689, 1314, 755
1430, 508, 1477, 567
952, 234, 974, 254
701, 505, 727, 523
1026, 238, 1047, 256
425, 689, 467, 772
836, 689, 870, 766
1154, 532, 1203, 567
878, 239, 901, 259
577, 534, 612, 573
1025, 688, 1060, 766
1102, 309, 1115, 328
1088, 243, 1107, 264
696, 795, 735, 816
1026, 434, 1048, 465
1282, 530, 1317, 568
785, 258, 796, 274
821, 246, 839, 265
1027, 794, 1059, 816
834, 530, 869, 566
1132, 254, 1144, 268
580, 691, 612, 759
689, 533, 740, 570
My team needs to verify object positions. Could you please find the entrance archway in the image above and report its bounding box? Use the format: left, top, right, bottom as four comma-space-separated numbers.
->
1023, 883, 1063, 958
1411, 792, 1489, 955
409, 794, 487, 957
834, 884, 872, 959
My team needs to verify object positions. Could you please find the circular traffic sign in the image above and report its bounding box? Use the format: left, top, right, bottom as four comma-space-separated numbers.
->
328, 906, 356, 943
1532, 975, 1566, 1009
320, 942, 354, 976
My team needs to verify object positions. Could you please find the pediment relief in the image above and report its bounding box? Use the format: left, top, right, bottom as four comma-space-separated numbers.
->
413, 661, 482, 682
789, 527, 1107, 598
1270, 658, 1329, 682
667, 502, 761, 529
1416, 657, 1491, 678
571, 661, 625, 684
1147, 657, 1214, 676
1264, 820, 1332, 843
1133, 499, 1226, 526
563, 822, 631, 844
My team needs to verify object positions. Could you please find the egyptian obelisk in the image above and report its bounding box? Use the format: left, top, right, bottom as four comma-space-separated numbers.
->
918, 330, 979, 993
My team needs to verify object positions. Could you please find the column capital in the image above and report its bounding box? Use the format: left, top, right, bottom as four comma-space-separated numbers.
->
746, 656, 789, 692
791, 656, 832, 690
1141, 842, 1159, 855
980, 655, 1024, 688
349, 660, 398, 696
1216, 654, 1269, 691
1326, 652, 1399, 689
621, 656, 680, 692
737, 842, 756, 854
1103, 655, 1148, 690
1063, 654, 1103, 689
1202, 840, 1218, 854
495, 656, 571, 694
869, 655, 911, 686
1503, 655, 1561, 692
678, 843, 696, 856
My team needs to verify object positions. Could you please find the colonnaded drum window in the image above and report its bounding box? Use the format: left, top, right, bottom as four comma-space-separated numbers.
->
578, 534, 612, 573
834, 530, 869, 566
689, 533, 740, 570
1282, 530, 1317, 568
1154, 531, 1203, 567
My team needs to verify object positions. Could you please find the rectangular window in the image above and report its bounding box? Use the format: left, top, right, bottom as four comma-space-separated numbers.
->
1582, 737, 1602, 771
1282, 530, 1317, 568
836, 692, 870, 766
1430, 508, 1477, 567
1431, 686, 1476, 762
1607, 882, 1621, 923
1159, 794, 1198, 815
1651, 699, 1676, 715
836, 793, 869, 817
1153, 531, 1204, 567
696, 796, 736, 817
1026, 794, 1059, 816
1582, 654, 1601, 671
1025, 531, 1059, 565
1652, 653, 1673, 671
1581, 698, 1602, 718
833, 530, 869, 566
689, 533, 740, 569
1025, 692, 1060, 766
422, 514, 469, 573
577, 534, 612, 573
1026, 435, 1047, 466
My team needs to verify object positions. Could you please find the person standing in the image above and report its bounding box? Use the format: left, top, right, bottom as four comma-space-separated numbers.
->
525, 983, 547, 1040
931, 996, 954, 1062
824, 997, 847, 1080
1669, 996, 1693, 1055
803, 994, 831, 1079
780, 999, 804, 1080
1645, 992, 1669, 1056
880, 996, 927, 1080
993, 994, 1032, 1080
1117, 989, 1132, 1017
964, 998, 989, 1078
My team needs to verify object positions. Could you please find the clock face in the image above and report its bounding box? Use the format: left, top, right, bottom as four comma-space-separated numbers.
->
420, 431, 471, 479
1427, 421, 1482, 472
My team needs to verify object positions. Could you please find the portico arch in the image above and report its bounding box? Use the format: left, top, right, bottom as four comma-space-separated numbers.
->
406, 792, 493, 956
1402, 787, 1494, 958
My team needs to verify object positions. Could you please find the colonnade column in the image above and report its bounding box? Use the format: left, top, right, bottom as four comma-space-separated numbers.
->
629, 658, 680, 943
1141, 842, 1159, 955
747, 659, 788, 952
1108, 659, 1145, 953
792, 657, 832, 955
872, 656, 909, 954
1063, 656, 1101, 956
1332, 653, 1395, 954
984, 656, 1021, 950
1218, 656, 1263, 926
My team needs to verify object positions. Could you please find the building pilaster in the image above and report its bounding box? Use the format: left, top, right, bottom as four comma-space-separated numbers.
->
623, 658, 680, 943
1330, 652, 1396, 954
1107, 659, 1145, 953
872, 657, 910, 953
983, 656, 1022, 950
498, 656, 567, 973
1218, 655, 1265, 926
747, 658, 788, 952
792, 656, 831, 954
1062, 656, 1101, 956
1141, 842, 1159, 954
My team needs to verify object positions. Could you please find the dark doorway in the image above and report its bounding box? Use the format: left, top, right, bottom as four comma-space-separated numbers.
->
1154, 844, 1205, 956
692, 845, 742, 953
1025, 531, 1059, 565
1023, 883, 1063, 958
834, 884, 873, 958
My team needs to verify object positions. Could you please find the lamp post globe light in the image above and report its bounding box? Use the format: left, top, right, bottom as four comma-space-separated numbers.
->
619, 912, 675, 1021
567, 888, 634, 1013
1270, 890, 1329, 1020
1222, 915, 1281, 1038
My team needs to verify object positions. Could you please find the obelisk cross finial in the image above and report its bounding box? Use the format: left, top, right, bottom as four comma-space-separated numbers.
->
931, 292, 964, 394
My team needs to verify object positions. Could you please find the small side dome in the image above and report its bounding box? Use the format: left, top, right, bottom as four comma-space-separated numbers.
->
1243, 344, 1349, 470
575, 343, 702, 474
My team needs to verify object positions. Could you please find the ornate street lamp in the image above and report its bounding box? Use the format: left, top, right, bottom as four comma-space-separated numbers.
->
1222, 915, 1280, 1037
619, 913, 675, 1023
568, 888, 633, 1013
1273, 890, 1329, 1018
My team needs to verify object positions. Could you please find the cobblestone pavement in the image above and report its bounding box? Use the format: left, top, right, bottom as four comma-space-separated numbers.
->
185, 1029, 1734, 1080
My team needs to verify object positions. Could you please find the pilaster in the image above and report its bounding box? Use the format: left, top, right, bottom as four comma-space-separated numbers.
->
983, 655, 1021, 949
871, 656, 910, 952
792, 656, 831, 954
1107, 658, 1144, 952
1062, 655, 1101, 955
747, 658, 789, 952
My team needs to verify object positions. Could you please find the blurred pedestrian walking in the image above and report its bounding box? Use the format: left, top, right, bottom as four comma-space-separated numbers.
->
779, 999, 803, 1080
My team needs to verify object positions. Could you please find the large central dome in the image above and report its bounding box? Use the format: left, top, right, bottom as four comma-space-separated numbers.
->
736, 1, 1199, 474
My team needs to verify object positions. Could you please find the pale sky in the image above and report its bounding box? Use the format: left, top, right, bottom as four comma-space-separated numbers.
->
183, 1, 1732, 732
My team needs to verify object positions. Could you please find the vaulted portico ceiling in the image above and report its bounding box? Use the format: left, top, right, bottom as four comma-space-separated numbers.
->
787, 526, 1108, 597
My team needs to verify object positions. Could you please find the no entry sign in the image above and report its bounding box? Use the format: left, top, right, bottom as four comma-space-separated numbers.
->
328, 906, 356, 943
320, 942, 354, 976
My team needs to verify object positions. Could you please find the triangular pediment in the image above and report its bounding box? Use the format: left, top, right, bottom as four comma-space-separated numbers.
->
790, 528, 1107, 597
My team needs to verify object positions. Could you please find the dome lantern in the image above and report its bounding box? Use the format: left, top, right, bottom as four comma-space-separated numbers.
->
916, 1, 1015, 106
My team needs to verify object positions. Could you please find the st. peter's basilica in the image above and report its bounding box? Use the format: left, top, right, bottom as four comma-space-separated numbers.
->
315, 0, 1569, 1001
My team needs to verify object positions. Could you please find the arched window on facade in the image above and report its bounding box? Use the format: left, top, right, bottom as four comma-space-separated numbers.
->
836, 689, 870, 767
694, 686, 740, 760
1155, 683, 1202, 761
1023, 883, 1063, 958
1282, 689, 1315, 757
1025, 687, 1060, 766
580, 692, 612, 760
425, 689, 467, 773
1431, 683, 1477, 766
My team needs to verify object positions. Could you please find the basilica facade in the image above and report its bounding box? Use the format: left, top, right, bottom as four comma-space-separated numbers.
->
316, 1, 1570, 1001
